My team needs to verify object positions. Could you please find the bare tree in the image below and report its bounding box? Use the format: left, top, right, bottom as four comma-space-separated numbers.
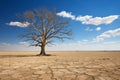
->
18, 8, 72, 56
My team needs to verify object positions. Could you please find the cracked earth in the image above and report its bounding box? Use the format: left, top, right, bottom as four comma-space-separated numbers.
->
0, 51, 120, 80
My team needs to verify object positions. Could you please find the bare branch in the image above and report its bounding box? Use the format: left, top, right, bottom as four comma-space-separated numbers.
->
18, 8, 72, 55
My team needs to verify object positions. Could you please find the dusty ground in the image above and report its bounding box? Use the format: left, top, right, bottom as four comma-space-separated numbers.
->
0, 51, 120, 80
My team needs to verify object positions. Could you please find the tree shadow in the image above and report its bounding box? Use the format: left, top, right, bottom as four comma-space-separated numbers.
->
0, 54, 55, 58
0, 55, 37, 58
36, 54, 53, 56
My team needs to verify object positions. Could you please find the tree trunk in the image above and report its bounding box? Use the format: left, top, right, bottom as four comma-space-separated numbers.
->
39, 45, 46, 56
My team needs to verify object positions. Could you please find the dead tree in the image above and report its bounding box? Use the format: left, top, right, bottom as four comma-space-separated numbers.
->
19, 8, 72, 56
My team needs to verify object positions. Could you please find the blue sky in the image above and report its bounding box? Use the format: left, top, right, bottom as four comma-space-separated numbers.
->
0, 0, 120, 51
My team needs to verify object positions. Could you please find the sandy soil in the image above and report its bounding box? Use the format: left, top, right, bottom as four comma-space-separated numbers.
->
0, 51, 120, 80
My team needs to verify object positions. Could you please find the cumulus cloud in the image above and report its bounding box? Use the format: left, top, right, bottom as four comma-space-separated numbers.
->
96, 27, 101, 31
76, 15, 119, 25
8, 11, 119, 28
57, 11, 75, 20
7, 21, 30, 27
94, 28, 120, 42
76, 15, 92, 23
57, 11, 119, 25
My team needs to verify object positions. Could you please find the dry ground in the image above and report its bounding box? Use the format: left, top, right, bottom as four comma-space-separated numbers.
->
0, 51, 120, 80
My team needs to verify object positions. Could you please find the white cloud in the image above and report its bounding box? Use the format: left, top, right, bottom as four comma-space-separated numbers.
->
47, 41, 120, 51
0, 40, 120, 51
8, 11, 119, 28
103, 41, 117, 45
57, 11, 75, 20
0, 42, 39, 51
94, 28, 120, 42
76, 15, 119, 25
85, 27, 93, 31
7, 21, 30, 27
76, 15, 92, 23
96, 27, 101, 31
1, 43, 11, 46
57, 11, 119, 25
82, 39, 88, 42
18, 42, 30, 46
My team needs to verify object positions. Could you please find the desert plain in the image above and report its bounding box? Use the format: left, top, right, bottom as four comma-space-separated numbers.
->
0, 51, 120, 80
